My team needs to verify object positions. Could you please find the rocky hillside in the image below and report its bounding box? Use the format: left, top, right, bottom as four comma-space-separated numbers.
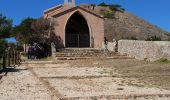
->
85, 5, 168, 41
104, 11, 168, 41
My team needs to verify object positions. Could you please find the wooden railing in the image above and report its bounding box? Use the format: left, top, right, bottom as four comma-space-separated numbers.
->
0, 46, 21, 70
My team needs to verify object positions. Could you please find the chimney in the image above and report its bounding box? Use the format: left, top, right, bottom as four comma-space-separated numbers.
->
64, 0, 69, 6
72, 0, 76, 7
64, 0, 76, 7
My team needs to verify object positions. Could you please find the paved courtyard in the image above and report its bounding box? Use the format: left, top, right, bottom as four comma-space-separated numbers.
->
1, 58, 170, 100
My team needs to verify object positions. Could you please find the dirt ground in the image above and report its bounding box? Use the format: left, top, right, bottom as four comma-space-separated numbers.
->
1, 58, 170, 100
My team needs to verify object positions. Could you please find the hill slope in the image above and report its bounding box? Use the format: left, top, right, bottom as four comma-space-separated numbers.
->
104, 11, 168, 41
84, 5, 168, 41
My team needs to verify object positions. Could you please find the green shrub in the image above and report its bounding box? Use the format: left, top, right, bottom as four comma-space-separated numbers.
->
98, 2, 125, 12
168, 36, 170, 41
102, 11, 115, 18
145, 35, 161, 41
125, 36, 138, 40
108, 4, 125, 12
21, 52, 27, 57
0, 59, 2, 70
155, 58, 170, 64
0, 39, 6, 57
98, 2, 108, 6
131, 36, 138, 40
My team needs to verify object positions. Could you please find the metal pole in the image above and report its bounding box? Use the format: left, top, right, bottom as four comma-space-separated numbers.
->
78, 34, 79, 47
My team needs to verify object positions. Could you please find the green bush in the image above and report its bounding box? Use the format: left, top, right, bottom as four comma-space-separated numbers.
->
98, 2, 108, 6
168, 36, 170, 41
102, 11, 115, 18
126, 36, 138, 40
145, 35, 161, 41
0, 39, 6, 57
98, 2, 125, 12
155, 58, 170, 64
131, 37, 138, 40
0, 59, 3, 70
108, 4, 125, 12
21, 52, 27, 57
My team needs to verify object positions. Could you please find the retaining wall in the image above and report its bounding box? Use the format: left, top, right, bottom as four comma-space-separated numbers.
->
118, 40, 170, 61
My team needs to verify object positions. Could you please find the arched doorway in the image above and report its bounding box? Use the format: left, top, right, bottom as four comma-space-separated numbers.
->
65, 12, 90, 47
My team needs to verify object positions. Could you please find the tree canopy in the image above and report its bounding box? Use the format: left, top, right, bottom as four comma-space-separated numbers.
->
0, 14, 12, 55
12, 17, 36, 43
13, 17, 54, 44
0, 39, 6, 56
0, 14, 12, 38
98, 2, 108, 7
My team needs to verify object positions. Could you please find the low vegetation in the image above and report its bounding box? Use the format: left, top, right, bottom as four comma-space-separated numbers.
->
145, 35, 161, 41
98, 2, 125, 12
167, 33, 170, 41
0, 39, 6, 70
125, 36, 138, 40
98, 2, 125, 18
155, 58, 170, 64
102, 11, 115, 18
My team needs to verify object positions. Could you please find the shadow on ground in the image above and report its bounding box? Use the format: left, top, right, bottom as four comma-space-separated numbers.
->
0, 67, 29, 80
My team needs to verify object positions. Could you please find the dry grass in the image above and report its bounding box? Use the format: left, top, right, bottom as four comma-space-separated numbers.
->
58, 58, 170, 90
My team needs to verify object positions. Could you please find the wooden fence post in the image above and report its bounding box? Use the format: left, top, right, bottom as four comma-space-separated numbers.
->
3, 50, 6, 69
8, 48, 10, 67
14, 50, 16, 67
11, 49, 14, 66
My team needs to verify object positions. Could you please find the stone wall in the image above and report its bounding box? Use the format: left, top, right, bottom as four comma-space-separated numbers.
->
118, 40, 170, 61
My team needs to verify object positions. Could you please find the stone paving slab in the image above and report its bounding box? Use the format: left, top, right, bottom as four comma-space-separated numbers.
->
32, 67, 116, 78
28, 62, 170, 100
29, 63, 69, 68
46, 77, 170, 99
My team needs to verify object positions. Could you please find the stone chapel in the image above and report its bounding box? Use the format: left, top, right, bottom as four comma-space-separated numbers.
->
44, 0, 104, 49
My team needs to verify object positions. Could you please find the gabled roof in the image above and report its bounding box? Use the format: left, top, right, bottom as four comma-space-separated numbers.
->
44, 5, 103, 19
44, 5, 63, 14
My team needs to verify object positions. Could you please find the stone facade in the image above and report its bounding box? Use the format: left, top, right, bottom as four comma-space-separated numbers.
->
44, 5, 104, 49
118, 40, 170, 61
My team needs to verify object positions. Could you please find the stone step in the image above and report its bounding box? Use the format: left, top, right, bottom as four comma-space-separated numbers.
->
56, 55, 113, 57
56, 52, 116, 56
59, 51, 102, 53
55, 48, 131, 60
59, 48, 103, 53
56, 56, 134, 60
56, 55, 115, 57
56, 53, 120, 57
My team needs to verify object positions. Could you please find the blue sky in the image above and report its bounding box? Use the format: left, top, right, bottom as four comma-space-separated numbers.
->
0, 0, 170, 32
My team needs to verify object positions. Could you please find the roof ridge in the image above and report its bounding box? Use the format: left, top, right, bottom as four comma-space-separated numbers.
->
47, 6, 103, 18
44, 4, 63, 14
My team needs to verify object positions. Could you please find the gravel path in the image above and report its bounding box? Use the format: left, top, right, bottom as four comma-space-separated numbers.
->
1, 59, 170, 100
0, 65, 53, 100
